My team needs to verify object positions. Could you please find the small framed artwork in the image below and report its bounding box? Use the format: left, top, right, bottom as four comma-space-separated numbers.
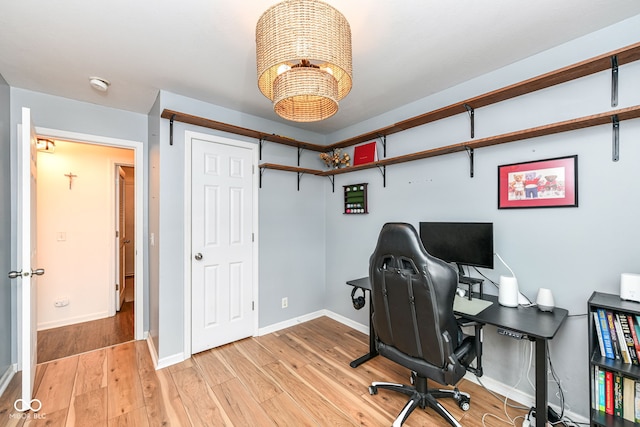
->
497, 155, 578, 209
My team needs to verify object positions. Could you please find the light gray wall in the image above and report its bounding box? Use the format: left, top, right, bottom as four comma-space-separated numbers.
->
323, 15, 640, 418
0, 74, 12, 381
148, 91, 327, 361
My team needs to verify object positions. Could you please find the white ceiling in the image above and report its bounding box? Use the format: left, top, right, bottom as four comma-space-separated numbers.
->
1, 0, 639, 134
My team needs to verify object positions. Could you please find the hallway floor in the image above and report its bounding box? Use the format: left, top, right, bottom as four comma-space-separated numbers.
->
37, 301, 134, 363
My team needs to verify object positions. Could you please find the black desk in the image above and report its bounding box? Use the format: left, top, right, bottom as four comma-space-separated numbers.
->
347, 277, 568, 427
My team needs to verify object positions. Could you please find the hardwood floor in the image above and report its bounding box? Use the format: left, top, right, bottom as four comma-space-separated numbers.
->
1, 316, 527, 426
37, 301, 134, 363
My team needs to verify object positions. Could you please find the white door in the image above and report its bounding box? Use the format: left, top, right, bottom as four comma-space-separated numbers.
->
115, 166, 126, 311
191, 136, 256, 354
15, 107, 41, 410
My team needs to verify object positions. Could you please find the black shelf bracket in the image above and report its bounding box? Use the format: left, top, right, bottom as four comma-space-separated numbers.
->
377, 134, 387, 157
612, 114, 620, 162
464, 104, 475, 139
297, 147, 304, 166
376, 165, 387, 187
169, 114, 176, 146
326, 175, 335, 192
611, 55, 619, 108
465, 147, 475, 178
297, 172, 304, 191
259, 138, 266, 160
259, 167, 266, 188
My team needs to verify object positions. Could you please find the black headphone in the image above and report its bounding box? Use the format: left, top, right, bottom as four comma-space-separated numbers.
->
351, 287, 366, 310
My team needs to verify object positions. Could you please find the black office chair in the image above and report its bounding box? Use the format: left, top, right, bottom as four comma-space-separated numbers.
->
367, 223, 481, 427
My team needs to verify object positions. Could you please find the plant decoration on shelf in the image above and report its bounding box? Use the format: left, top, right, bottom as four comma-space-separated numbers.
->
320, 149, 350, 169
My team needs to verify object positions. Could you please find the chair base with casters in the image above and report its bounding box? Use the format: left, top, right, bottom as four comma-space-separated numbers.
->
369, 372, 469, 427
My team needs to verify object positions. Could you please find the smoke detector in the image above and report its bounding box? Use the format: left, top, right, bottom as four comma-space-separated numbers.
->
89, 77, 110, 92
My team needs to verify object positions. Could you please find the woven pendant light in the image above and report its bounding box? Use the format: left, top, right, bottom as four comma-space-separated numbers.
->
256, 0, 352, 122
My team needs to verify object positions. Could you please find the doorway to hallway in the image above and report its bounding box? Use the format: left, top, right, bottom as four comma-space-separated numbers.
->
33, 135, 141, 362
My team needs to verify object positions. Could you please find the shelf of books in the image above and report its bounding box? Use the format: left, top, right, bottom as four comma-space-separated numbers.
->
588, 291, 640, 427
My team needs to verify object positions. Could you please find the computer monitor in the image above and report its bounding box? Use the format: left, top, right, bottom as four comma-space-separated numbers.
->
418, 222, 494, 277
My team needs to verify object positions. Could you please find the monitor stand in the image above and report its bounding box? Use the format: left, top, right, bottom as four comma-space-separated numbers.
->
457, 265, 484, 300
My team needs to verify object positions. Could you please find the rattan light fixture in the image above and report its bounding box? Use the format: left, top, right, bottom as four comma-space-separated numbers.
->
256, 0, 352, 122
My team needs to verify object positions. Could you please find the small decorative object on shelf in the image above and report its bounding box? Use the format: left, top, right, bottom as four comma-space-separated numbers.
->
320, 148, 350, 169
344, 183, 368, 214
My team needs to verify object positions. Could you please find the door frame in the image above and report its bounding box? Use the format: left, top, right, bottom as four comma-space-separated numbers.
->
114, 163, 133, 314
183, 130, 259, 357
35, 127, 145, 340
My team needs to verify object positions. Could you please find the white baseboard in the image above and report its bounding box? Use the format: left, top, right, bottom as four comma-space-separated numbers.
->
146, 334, 185, 370
257, 310, 327, 336
37, 310, 110, 331
0, 364, 17, 397
146, 335, 159, 369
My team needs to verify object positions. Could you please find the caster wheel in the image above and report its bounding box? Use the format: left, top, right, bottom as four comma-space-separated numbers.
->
368, 386, 378, 395
458, 398, 470, 411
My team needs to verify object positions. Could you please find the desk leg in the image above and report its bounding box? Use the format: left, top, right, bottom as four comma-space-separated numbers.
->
534, 338, 548, 427
350, 291, 378, 368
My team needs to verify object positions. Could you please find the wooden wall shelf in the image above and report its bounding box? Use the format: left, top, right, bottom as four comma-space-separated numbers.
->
160, 109, 326, 152
312, 105, 640, 176
327, 41, 640, 150
259, 163, 323, 175
162, 41, 640, 188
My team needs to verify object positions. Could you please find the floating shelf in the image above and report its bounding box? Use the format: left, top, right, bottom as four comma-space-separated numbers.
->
163, 42, 640, 187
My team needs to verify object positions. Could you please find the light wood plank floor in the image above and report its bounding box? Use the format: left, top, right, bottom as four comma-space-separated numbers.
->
37, 301, 134, 363
0, 316, 527, 426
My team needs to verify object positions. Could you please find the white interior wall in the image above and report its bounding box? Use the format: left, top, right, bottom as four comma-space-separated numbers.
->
36, 140, 134, 329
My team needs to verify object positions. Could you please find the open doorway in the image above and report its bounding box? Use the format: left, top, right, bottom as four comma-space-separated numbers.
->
34, 139, 137, 363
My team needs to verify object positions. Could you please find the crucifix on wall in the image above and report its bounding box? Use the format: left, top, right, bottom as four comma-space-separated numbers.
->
64, 172, 77, 190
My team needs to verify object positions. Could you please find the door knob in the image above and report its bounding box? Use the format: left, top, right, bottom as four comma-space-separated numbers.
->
8, 270, 22, 279
8, 268, 44, 278
194, 253, 203, 261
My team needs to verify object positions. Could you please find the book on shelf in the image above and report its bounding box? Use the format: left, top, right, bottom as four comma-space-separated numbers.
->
614, 372, 623, 416
352, 141, 377, 166
607, 311, 622, 360
593, 312, 606, 356
636, 381, 640, 422
623, 376, 635, 421
628, 315, 640, 360
605, 370, 614, 414
597, 309, 615, 359
619, 313, 640, 365
613, 314, 632, 364
598, 367, 606, 412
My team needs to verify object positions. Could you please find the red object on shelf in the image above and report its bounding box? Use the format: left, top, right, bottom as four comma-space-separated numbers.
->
353, 141, 377, 166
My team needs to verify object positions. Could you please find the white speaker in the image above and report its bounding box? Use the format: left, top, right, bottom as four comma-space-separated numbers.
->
536, 288, 555, 312
498, 276, 519, 307
620, 273, 640, 303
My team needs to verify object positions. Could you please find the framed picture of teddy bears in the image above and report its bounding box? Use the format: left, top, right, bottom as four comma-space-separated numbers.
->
498, 155, 578, 209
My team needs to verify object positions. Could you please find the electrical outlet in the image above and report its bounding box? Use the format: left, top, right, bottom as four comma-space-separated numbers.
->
54, 298, 69, 307
281, 297, 288, 308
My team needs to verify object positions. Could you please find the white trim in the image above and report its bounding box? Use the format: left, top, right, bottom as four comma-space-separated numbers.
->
37, 310, 110, 331
183, 130, 259, 358
35, 127, 145, 341
258, 310, 327, 336
146, 335, 159, 369
148, 333, 184, 370
0, 364, 17, 397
